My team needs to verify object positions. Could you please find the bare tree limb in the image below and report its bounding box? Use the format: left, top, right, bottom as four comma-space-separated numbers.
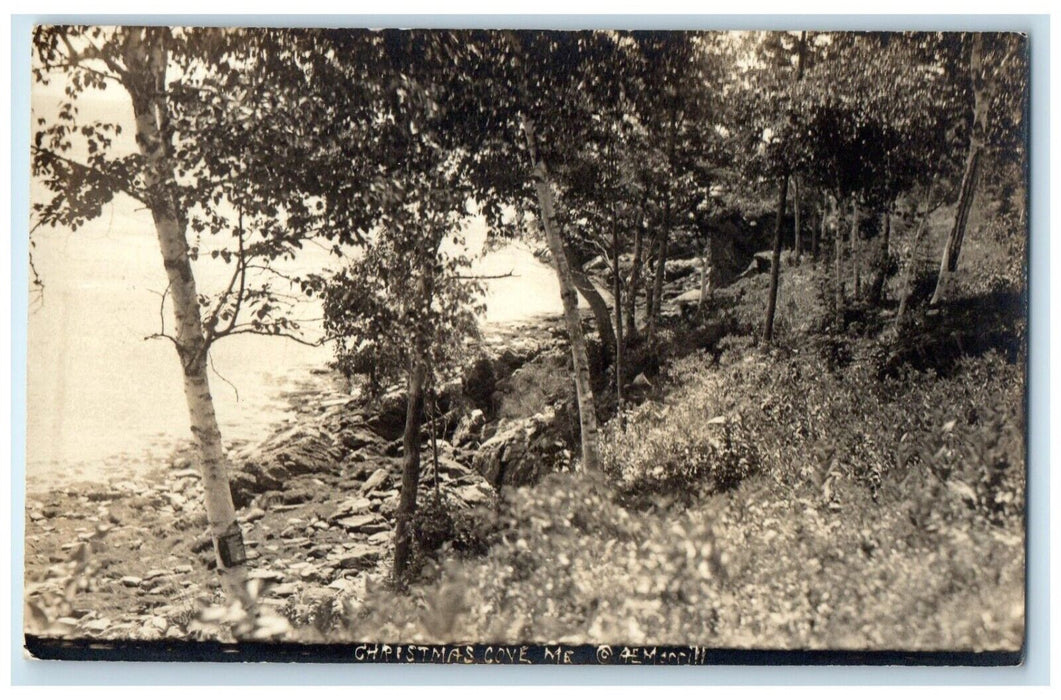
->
449, 269, 517, 281
208, 352, 240, 403
144, 332, 180, 351
141, 283, 181, 351
222, 327, 333, 347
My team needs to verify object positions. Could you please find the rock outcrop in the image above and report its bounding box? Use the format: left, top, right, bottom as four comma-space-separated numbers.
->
472, 409, 571, 489
228, 425, 346, 509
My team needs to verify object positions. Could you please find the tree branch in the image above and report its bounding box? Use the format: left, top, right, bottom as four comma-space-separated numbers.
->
144, 331, 180, 350
205, 208, 250, 346
81, 33, 129, 83
144, 284, 178, 351
31, 146, 145, 203
449, 269, 517, 280
209, 352, 240, 403
42, 61, 124, 85
221, 327, 333, 347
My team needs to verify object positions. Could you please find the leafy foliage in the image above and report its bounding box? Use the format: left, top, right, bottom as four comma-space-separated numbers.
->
332, 331, 1022, 648
412, 493, 498, 559
601, 395, 759, 500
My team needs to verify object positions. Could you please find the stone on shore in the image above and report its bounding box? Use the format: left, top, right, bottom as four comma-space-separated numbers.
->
472, 409, 569, 489
337, 545, 380, 570
337, 513, 389, 534
359, 468, 390, 496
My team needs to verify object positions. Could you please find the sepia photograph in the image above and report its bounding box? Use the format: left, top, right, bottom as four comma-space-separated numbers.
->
22, 24, 1029, 663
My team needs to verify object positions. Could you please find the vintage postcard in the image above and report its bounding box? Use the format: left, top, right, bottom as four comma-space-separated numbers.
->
23, 26, 1028, 663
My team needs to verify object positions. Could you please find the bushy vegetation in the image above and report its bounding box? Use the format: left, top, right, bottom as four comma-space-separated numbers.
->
412, 493, 498, 560
325, 315, 1024, 648
601, 365, 760, 500
343, 471, 727, 645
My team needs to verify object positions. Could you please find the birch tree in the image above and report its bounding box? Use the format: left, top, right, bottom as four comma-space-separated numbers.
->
452, 31, 621, 473
31, 26, 353, 601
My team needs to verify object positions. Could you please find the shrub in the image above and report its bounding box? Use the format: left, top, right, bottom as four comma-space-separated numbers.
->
341, 471, 728, 645
330, 334, 1024, 649
601, 361, 760, 500
412, 492, 498, 559
461, 355, 497, 417
497, 351, 572, 420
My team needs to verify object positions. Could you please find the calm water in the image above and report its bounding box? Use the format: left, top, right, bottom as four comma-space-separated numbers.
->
25, 204, 564, 488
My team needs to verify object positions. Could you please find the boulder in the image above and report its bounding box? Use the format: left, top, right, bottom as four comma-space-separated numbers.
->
462, 357, 497, 415
330, 496, 373, 521
472, 409, 570, 488
452, 409, 487, 448
630, 373, 653, 390
337, 545, 380, 570
229, 425, 344, 506
455, 484, 493, 506
228, 469, 262, 510
493, 339, 544, 378
280, 487, 315, 506
364, 382, 462, 442
664, 257, 702, 281
365, 388, 408, 441
340, 426, 386, 453
673, 288, 705, 316
740, 251, 775, 278
337, 513, 389, 534
359, 467, 390, 496
248, 569, 286, 582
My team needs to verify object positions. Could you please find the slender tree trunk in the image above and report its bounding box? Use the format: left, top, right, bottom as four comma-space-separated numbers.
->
393, 358, 426, 582
833, 195, 844, 316
814, 195, 824, 261
896, 198, 935, 323
930, 146, 983, 305
570, 266, 616, 358
647, 101, 680, 346
647, 217, 669, 344
645, 232, 661, 327
612, 224, 624, 427
625, 219, 645, 339
883, 208, 891, 258
521, 117, 601, 472
393, 243, 438, 581
867, 208, 892, 306
122, 29, 246, 601
429, 386, 440, 499
931, 34, 986, 307
793, 177, 801, 258
763, 177, 790, 343
763, 31, 805, 343
698, 234, 713, 311
851, 199, 861, 300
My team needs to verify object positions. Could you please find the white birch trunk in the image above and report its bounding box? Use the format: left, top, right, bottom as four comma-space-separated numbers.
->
121, 29, 247, 602
521, 116, 601, 472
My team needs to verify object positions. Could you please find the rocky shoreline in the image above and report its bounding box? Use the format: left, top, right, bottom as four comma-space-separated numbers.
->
24, 258, 728, 641
23, 309, 594, 641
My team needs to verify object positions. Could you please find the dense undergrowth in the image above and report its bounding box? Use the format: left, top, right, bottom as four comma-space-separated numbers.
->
318, 265, 1026, 649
